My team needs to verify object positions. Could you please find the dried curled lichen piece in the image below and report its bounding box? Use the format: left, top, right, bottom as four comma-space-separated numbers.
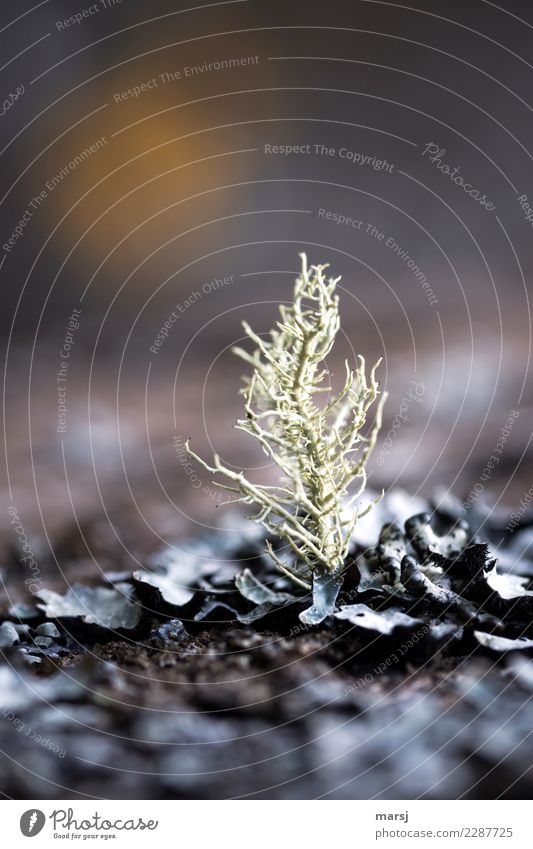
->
373, 522, 406, 584
335, 602, 423, 634
399, 554, 503, 633
405, 512, 470, 559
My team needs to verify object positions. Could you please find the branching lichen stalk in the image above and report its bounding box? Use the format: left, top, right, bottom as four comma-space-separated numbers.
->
187, 254, 387, 586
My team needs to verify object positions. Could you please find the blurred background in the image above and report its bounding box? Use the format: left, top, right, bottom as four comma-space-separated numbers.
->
2, 0, 533, 565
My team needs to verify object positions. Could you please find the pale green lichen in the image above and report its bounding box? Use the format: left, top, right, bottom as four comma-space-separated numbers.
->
187, 254, 387, 589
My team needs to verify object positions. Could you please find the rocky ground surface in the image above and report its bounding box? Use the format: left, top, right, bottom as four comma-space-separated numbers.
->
1, 491, 533, 799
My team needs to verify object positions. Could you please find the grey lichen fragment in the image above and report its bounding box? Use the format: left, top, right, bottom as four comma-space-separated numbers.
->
187, 253, 386, 591
35, 622, 61, 638
370, 522, 407, 585
134, 544, 222, 608
7, 603, 39, 621
234, 569, 300, 623
194, 599, 239, 622
150, 619, 187, 648
235, 569, 295, 605
335, 603, 423, 635
299, 570, 343, 626
133, 569, 196, 608
400, 555, 461, 606
430, 622, 462, 645
359, 510, 533, 649
405, 512, 469, 559
487, 572, 533, 600
37, 584, 141, 630
34, 636, 53, 648
237, 604, 285, 625
474, 632, 533, 653
0, 621, 20, 648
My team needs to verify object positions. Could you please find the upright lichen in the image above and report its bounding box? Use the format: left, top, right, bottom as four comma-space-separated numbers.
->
187, 254, 386, 605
